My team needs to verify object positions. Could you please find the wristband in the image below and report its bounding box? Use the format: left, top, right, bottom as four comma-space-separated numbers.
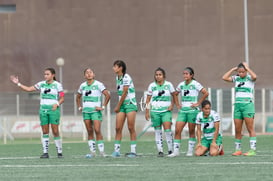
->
56, 102, 60, 106
102, 106, 105, 110
17, 83, 22, 87
78, 107, 82, 111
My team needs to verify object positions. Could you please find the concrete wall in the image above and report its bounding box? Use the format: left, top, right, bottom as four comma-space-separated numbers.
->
1, 0, 273, 93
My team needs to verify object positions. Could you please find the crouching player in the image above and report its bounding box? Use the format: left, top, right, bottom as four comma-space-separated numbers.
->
195, 100, 224, 156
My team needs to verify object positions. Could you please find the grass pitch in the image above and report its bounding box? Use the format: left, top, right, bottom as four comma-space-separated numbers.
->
0, 135, 273, 181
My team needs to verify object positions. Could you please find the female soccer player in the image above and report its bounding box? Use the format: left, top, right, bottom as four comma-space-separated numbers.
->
222, 62, 257, 156
168, 67, 208, 157
111, 60, 138, 157
10, 68, 64, 158
76, 68, 110, 157
195, 100, 224, 156
145, 67, 176, 157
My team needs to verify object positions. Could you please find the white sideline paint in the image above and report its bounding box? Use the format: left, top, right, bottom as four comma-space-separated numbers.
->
0, 164, 140, 168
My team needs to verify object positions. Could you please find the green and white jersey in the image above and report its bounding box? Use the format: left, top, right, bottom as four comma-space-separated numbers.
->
196, 110, 221, 140
147, 81, 175, 112
116, 73, 136, 105
232, 74, 255, 103
34, 81, 63, 110
176, 80, 203, 108
78, 80, 106, 113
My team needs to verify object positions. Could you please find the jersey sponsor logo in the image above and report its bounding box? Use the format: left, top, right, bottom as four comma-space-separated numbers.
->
85, 90, 92, 96
158, 90, 165, 96
44, 88, 51, 94
238, 82, 245, 87
183, 90, 190, 96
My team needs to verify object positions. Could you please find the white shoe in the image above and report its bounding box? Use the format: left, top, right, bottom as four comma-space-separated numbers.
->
99, 152, 106, 157
186, 151, 193, 156
167, 152, 179, 157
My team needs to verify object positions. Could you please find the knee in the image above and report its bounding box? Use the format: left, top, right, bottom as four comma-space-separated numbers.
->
128, 126, 136, 133
195, 151, 203, 156
115, 127, 122, 133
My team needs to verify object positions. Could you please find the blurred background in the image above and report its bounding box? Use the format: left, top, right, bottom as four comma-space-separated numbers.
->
1, 0, 273, 142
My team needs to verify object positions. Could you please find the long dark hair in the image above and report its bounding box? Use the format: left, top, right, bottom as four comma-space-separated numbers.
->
184, 67, 195, 80
237, 63, 246, 70
45, 68, 56, 80
113, 60, 126, 75
154, 67, 166, 82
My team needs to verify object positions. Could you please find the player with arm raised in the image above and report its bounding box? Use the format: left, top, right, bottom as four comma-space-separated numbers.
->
76, 68, 110, 158
10, 68, 64, 158
222, 62, 257, 156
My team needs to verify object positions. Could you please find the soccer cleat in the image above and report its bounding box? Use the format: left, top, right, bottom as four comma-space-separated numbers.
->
219, 149, 224, 156
232, 150, 242, 156
99, 152, 107, 157
167, 152, 179, 157
86, 152, 96, 158
125, 152, 137, 158
157, 152, 164, 157
186, 151, 193, 157
40, 153, 49, 159
111, 151, 121, 158
243, 150, 256, 156
218, 145, 224, 156
57, 153, 63, 158
168, 151, 173, 155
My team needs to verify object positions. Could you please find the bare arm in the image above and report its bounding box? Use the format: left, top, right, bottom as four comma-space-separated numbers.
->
212, 121, 220, 144
114, 85, 129, 113
191, 88, 209, 108
76, 93, 82, 111
10, 75, 36, 92
145, 95, 152, 121
99, 89, 111, 110
222, 67, 237, 82
173, 91, 181, 110
243, 62, 257, 81
196, 124, 202, 145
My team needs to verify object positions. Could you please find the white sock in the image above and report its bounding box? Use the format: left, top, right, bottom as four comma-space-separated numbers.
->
114, 141, 121, 153
188, 139, 196, 153
88, 140, 96, 153
42, 134, 49, 153
164, 130, 173, 153
130, 141, 137, 153
155, 129, 163, 152
54, 137, 62, 154
173, 140, 181, 154
250, 137, 256, 151
235, 139, 242, 151
97, 141, 104, 153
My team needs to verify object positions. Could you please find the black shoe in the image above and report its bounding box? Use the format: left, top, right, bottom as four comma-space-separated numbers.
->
57, 153, 63, 158
168, 151, 173, 155
158, 152, 164, 157
40, 153, 49, 159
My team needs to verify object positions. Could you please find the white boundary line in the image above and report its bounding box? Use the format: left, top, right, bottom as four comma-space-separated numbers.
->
0, 164, 140, 168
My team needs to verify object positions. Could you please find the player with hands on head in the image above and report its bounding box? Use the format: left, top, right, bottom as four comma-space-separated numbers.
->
76, 68, 110, 158
10, 68, 64, 159
145, 67, 176, 157
195, 100, 224, 156
222, 62, 257, 156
